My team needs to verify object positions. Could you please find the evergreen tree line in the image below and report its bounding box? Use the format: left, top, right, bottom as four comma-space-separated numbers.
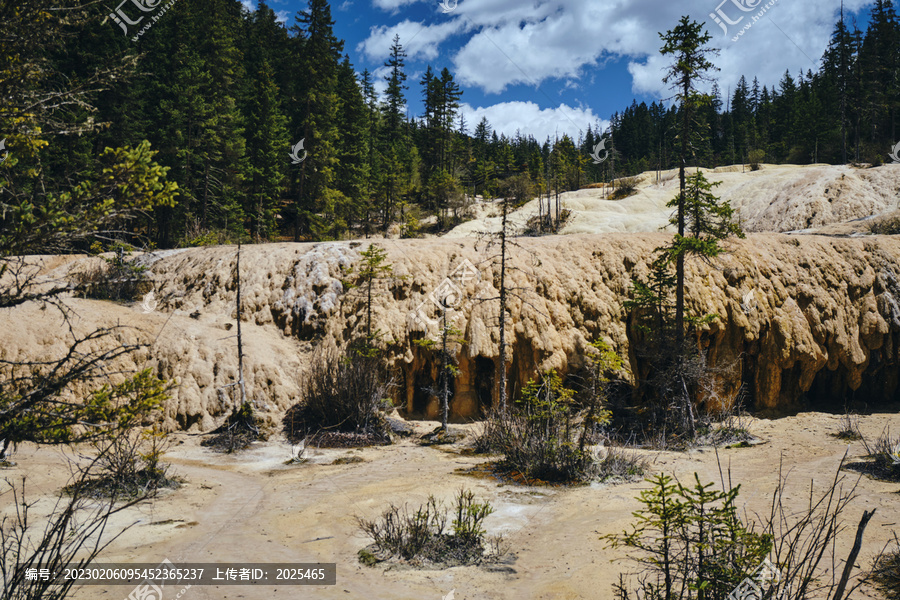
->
611, 1, 900, 176
4, 0, 897, 251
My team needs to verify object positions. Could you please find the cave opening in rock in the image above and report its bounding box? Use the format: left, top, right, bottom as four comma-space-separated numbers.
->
474, 356, 494, 413
800, 353, 900, 412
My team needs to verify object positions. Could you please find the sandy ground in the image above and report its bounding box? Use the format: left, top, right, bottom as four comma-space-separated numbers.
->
4, 411, 900, 600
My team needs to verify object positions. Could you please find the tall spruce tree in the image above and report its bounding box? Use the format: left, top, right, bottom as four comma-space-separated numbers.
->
659, 16, 719, 348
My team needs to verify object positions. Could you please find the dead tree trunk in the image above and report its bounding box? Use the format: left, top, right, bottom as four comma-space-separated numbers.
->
831, 509, 875, 600
236, 243, 247, 409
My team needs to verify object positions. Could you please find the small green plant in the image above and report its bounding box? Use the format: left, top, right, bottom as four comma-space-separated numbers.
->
356, 489, 499, 567
748, 149, 765, 171
604, 473, 773, 600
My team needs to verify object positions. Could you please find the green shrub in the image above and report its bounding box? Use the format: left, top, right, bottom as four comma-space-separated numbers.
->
356, 489, 498, 566
605, 473, 773, 600
480, 370, 599, 483
609, 176, 640, 199
748, 149, 765, 171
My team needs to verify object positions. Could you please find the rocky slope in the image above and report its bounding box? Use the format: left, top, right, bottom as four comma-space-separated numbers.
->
447, 163, 900, 237
4, 232, 900, 430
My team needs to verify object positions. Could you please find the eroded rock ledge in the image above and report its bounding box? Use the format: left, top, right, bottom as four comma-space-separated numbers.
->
5, 233, 899, 429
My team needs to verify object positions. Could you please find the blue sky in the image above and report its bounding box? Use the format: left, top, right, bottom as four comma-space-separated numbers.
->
246, 0, 874, 142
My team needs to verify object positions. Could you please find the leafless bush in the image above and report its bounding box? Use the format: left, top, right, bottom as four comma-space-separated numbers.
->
69, 247, 149, 301
283, 348, 393, 447
1, 432, 157, 599
872, 533, 900, 598
596, 445, 650, 483
760, 455, 871, 599
71, 428, 177, 499
832, 407, 862, 441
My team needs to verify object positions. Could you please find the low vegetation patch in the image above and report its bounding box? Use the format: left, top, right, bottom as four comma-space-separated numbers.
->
872, 535, 900, 599
850, 428, 900, 482
869, 212, 900, 235
201, 401, 267, 453
283, 349, 393, 447
66, 428, 178, 500
475, 371, 600, 483
596, 446, 650, 483
608, 176, 640, 200
70, 244, 150, 301
418, 426, 466, 446
748, 148, 765, 171
831, 408, 862, 441
356, 489, 502, 568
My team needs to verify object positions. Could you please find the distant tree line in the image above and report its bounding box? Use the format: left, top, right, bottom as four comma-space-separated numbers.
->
611, 1, 900, 175
3, 0, 896, 252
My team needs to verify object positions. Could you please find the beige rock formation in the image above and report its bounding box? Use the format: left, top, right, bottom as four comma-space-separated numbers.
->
446, 163, 900, 237
4, 231, 900, 430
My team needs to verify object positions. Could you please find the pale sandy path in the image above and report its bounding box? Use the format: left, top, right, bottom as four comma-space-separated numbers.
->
4, 411, 899, 600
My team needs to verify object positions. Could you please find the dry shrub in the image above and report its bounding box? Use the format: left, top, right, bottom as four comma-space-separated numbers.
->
869, 213, 900, 235
872, 534, 900, 598
283, 348, 393, 447
69, 428, 177, 499
609, 176, 640, 200
356, 489, 499, 567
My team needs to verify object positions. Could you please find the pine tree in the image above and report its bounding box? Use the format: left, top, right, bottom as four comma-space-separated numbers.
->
333, 58, 370, 236
288, 0, 343, 240
659, 16, 719, 348
243, 59, 288, 241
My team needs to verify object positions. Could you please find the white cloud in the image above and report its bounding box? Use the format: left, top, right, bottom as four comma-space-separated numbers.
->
357, 19, 463, 62
275, 10, 289, 24
241, 0, 255, 12
372, 0, 421, 12
445, 0, 871, 97
339, 0, 353, 11
460, 101, 607, 142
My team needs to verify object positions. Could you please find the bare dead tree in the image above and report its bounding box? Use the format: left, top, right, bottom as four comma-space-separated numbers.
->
1, 429, 161, 599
